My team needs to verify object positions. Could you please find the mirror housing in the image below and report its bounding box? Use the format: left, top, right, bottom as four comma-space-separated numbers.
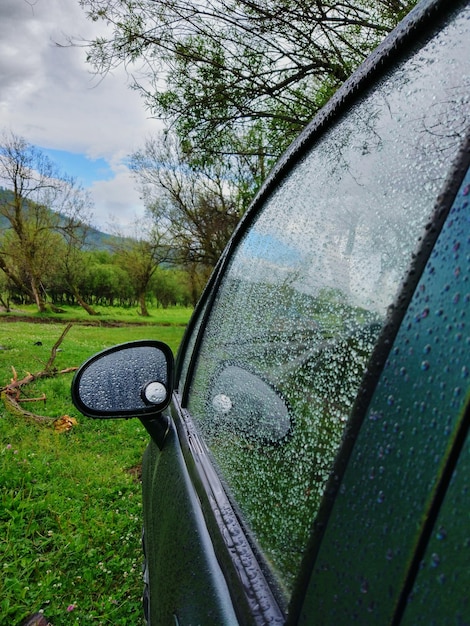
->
71, 340, 174, 419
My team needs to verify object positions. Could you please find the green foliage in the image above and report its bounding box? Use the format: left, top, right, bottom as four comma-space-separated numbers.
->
151, 267, 193, 308
0, 133, 94, 313
130, 133, 247, 273
0, 312, 191, 624
75, 1, 419, 283
81, 0, 419, 166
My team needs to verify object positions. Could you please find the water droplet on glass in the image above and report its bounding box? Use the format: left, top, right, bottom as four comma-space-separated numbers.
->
436, 526, 447, 541
212, 394, 233, 414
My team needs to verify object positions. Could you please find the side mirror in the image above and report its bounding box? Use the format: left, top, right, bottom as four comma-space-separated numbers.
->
71, 340, 174, 419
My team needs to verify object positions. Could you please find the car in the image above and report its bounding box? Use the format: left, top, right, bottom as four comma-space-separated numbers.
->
71, 0, 470, 623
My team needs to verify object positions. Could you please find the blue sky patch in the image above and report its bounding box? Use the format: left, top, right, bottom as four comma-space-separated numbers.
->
40, 147, 114, 187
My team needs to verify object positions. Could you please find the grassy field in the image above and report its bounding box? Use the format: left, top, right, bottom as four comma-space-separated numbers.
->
0, 306, 192, 625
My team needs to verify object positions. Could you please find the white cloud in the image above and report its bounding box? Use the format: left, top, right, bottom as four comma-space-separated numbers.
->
90, 170, 144, 233
0, 0, 161, 234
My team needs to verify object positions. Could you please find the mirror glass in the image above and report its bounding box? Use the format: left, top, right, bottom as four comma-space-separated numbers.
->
73, 341, 173, 418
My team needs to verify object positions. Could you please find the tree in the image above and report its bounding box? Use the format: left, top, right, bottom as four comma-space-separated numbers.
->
152, 267, 195, 308
78, 0, 417, 165
0, 261, 11, 311
112, 218, 172, 316
130, 133, 245, 275
0, 220, 63, 307
55, 220, 99, 315
87, 260, 124, 306
0, 131, 93, 312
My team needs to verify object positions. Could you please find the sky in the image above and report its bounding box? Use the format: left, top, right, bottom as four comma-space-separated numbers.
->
0, 0, 160, 235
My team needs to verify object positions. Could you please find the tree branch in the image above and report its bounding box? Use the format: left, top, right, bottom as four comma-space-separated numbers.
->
1, 324, 78, 431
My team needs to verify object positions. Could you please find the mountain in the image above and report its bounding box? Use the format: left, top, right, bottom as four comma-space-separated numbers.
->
0, 187, 115, 250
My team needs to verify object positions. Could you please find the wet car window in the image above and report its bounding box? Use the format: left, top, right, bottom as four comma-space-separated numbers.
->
185, 4, 470, 597
179, 299, 207, 389
298, 165, 470, 624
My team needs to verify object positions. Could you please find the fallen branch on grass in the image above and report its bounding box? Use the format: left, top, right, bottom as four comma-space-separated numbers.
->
1, 323, 79, 431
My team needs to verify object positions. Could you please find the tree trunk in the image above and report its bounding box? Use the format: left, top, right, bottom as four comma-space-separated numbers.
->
138, 292, 149, 316
0, 293, 10, 311
73, 287, 99, 316
30, 276, 47, 312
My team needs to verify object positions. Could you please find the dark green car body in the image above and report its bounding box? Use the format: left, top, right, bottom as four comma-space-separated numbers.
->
72, 1, 470, 623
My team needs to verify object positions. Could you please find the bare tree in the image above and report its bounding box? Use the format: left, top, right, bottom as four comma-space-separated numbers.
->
0, 131, 93, 312
56, 219, 99, 315
112, 218, 172, 317
130, 132, 245, 274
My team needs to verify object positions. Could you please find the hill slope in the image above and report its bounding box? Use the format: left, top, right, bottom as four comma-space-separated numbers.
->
0, 187, 115, 250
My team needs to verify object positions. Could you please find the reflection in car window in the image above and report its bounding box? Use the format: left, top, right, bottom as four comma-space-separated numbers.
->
185, 5, 470, 597
178, 298, 208, 389
299, 165, 470, 624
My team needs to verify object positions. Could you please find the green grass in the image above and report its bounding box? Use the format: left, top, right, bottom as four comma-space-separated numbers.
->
0, 303, 193, 328
0, 307, 192, 625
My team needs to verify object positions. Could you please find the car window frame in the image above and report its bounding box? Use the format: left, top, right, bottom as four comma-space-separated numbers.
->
170, 394, 287, 624
171, 0, 470, 620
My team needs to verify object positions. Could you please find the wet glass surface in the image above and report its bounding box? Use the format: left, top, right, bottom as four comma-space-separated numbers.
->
185, 4, 470, 596
78, 345, 169, 415
300, 168, 470, 623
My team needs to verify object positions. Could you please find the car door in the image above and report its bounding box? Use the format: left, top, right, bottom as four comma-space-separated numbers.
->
139, 1, 470, 624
